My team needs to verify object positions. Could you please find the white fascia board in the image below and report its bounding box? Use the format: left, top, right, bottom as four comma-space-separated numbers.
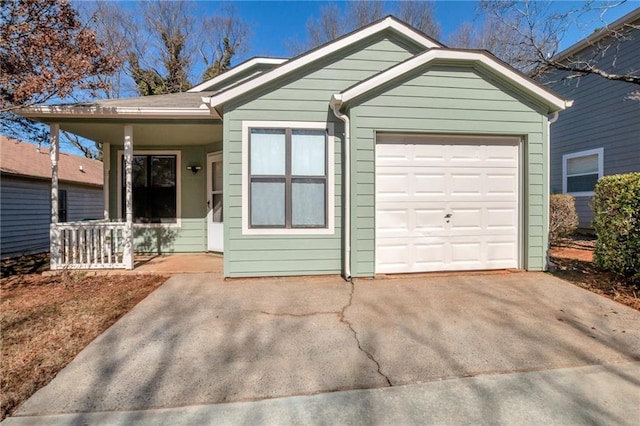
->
187, 57, 287, 93
18, 105, 220, 120
337, 49, 572, 111
208, 17, 441, 109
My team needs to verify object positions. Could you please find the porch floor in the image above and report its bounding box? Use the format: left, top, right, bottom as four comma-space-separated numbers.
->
133, 253, 223, 275
58, 253, 224, 276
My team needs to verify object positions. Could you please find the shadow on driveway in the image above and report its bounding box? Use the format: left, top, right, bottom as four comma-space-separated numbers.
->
14, 272, 640, 423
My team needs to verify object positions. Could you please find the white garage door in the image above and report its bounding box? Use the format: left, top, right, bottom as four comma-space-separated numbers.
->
375, 134, 520, 274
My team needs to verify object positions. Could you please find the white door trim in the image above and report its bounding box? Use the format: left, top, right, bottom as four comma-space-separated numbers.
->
207, 152, 223, 252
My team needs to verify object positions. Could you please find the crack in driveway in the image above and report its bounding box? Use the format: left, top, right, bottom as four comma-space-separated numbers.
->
340, 280, 393, 387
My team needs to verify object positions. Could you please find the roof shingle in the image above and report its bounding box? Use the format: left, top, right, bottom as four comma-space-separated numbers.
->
0, 136, 103, 187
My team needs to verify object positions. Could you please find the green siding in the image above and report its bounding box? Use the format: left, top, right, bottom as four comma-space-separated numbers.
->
223, 33, 422, 277
349, 65, 550, 276
109, 144, 208, 253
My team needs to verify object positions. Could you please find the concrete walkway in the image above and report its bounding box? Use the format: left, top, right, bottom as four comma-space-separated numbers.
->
6, 272, 640, 424
5, 362, 639, 425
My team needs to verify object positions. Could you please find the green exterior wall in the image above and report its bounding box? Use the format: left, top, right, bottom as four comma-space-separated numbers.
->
223, 33, 423, 277
348, 64, 551, 276
108, 144, 211, 253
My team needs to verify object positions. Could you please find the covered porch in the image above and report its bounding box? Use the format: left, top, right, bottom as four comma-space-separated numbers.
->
32, 96, 223, 271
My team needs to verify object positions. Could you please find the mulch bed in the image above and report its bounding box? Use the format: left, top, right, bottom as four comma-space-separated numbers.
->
548, 236, 639, 311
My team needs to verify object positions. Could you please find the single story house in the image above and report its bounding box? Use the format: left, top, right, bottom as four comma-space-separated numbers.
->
0, 136, 103, 259
540, 7, 640, 227
19, 16, 571, 277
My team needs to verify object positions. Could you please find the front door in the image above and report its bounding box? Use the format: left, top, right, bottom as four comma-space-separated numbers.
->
207, 152, 223, 252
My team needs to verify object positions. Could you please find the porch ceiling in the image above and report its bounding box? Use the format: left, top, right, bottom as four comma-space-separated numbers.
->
59, 121, 223, 146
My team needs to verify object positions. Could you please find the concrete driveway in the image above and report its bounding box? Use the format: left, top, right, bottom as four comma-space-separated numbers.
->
10, 271, 640, 422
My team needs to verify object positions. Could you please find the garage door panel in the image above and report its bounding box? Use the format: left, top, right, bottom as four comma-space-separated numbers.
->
376, 137, 519, 273
376, 208, 410, 233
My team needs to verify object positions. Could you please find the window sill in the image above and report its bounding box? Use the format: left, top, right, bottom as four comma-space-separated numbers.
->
565, 191, 595, 197
243, 227, 335, 236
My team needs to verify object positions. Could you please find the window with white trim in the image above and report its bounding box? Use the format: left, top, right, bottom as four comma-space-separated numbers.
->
563, 148, 603, 196
249, 127, 328, 228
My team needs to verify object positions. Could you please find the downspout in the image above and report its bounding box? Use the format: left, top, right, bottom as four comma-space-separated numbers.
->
545, 111, 559, 271
330, 95, 351, 280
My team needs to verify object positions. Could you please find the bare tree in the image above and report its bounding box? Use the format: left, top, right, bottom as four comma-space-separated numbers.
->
87, 1, 250, 96
288, 1, 386, 55
88, 1, 136, 99
395, 0, 441, 39
476, 0, 639, 97
199, 5, 249, 81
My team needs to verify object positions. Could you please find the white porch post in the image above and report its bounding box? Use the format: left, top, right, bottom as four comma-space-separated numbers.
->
123, 125, 134, 269
49, 124, 60, 270
103, 142, 110, 220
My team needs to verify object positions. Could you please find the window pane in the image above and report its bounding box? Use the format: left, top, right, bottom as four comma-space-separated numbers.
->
291, 130, 325, 176
212, 161, 223, 192
131, 156, 147, 187
292, 181, 325, 226
151, 156, 176, 187
251, 129, 286, 175
212, 193, 223, 223
567, 174, 599, 193
123, 155, 177, 223
251, 181, 285, 226
567, 154, 598, 176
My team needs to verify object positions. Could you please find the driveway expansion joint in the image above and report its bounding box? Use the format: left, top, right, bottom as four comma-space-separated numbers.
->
340, 280, 393, 387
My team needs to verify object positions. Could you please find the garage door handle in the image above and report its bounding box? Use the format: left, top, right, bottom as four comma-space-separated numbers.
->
444, 213, 452, 218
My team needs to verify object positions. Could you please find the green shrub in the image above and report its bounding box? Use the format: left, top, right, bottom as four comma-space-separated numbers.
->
549, 194, 578, 245
592, 172, 640, 283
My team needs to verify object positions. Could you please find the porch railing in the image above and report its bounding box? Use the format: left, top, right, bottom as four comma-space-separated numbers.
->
51, 220, 133, 270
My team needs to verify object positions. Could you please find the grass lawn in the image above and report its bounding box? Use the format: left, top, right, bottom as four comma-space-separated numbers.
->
0, 257, 167, 420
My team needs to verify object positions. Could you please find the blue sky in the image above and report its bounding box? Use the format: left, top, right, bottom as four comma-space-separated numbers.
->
223, 1, 639, 59
41, 1, 640, 154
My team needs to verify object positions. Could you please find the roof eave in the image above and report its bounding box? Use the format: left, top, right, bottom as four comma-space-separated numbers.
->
336, 49, 572, 113
207, 16, 442, 111
551, 7, 640, 63
187, 57, 288, 93
17, 105, 220, 120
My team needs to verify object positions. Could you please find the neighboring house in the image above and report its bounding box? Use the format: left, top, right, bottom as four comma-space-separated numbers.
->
541, 7, 640, 228
0, 136, 103, 259
19, 16, 571, 277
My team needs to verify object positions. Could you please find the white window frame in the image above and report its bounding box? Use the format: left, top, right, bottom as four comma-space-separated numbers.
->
242, 121, 335, 235
562, 147, 604, 197
117, 150, 182, 228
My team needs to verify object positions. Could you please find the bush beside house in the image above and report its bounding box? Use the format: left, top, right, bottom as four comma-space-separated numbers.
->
593, 172, 640, 283
549, 194, 579, 244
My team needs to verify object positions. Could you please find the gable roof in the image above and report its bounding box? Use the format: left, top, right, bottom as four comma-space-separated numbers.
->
552, 7, 640, 63
188, 57, 287, 93
332, 48, 573, 112
0, 136, 103, 187
203, 15, 442, 110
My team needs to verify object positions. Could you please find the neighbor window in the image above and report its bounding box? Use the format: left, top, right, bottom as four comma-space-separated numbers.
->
249, 127, 327, 228
121, 154, 177, 223
563, 148, 603, 196
58, 189, 67, 222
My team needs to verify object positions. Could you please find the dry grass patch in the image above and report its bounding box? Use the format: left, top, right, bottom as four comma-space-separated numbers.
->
1, 271, 167, 420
